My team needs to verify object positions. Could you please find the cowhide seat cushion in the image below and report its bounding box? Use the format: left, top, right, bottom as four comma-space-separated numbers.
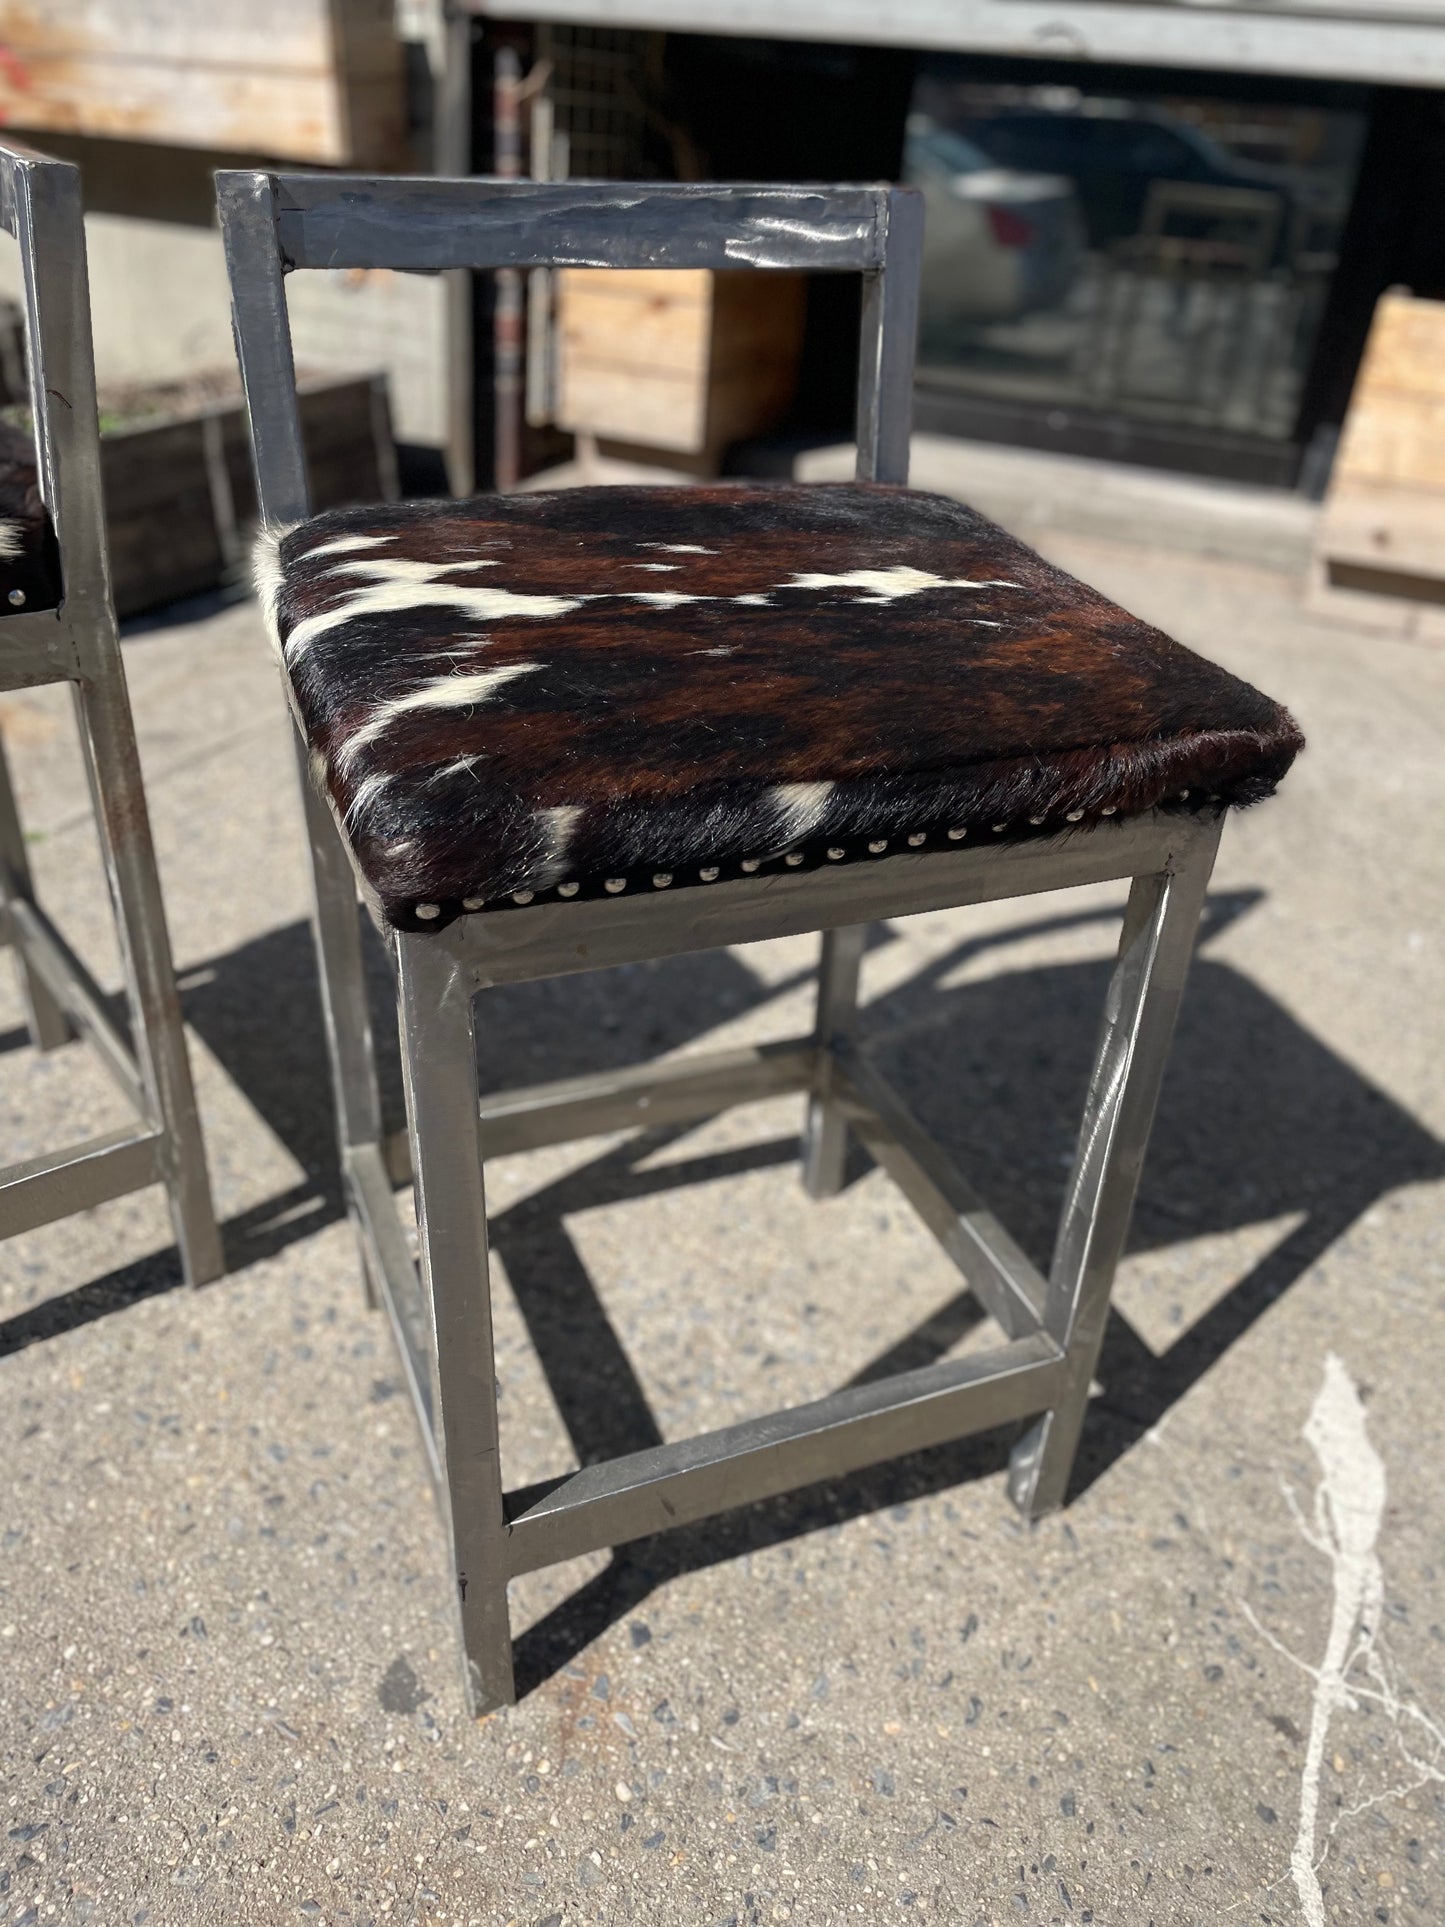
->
0, 419, 61, 616
256, 482, 1303, 932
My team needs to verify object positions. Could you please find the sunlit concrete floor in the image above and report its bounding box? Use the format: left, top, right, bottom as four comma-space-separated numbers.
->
1, 514, 1442, 1927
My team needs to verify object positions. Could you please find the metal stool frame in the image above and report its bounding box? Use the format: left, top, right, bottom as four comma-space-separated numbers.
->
218, 170, 1222, 1716
0, 142, 221, 1284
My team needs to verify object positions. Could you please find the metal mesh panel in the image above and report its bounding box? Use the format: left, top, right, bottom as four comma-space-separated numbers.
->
536, 25, 660, 181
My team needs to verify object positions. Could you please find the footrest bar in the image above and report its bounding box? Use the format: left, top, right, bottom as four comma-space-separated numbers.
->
504, 1330, 1063, 1576
833, 1050, 1048, 1340
2, 886, 146, 1116
385, 1038, 816, 1179
0, 1128, 163, 1238
345, 1142, 441, 1488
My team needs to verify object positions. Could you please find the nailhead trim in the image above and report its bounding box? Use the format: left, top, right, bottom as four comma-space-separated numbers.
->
443, 794, 1220, 918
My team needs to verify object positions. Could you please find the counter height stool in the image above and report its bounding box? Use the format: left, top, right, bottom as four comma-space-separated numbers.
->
0, 141, 221, 1285
218, 171, 1302, 1716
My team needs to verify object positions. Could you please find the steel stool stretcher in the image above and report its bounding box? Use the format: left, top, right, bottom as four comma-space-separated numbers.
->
0, 142, 221, 1284
220, 170, 1258, 1717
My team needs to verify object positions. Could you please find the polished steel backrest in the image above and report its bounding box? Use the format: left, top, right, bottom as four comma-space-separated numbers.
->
0, 140, 115, 687
215, 172, 923, 529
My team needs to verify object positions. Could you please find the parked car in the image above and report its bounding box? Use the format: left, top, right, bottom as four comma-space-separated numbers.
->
951, 105, 1295, 255
903, 117, 1087, 326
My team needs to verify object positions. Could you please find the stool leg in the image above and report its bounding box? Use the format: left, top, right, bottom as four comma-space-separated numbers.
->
0, 727, 72, 1050
802, 923, 866, 1198
292, 734, 386, 1306
1008, 821, 1221, 1521
71, 667, 224, 1286
396, 933, 515, 1717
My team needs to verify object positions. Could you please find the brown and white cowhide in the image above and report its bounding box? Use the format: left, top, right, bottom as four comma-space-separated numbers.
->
256, 482, 1303, 930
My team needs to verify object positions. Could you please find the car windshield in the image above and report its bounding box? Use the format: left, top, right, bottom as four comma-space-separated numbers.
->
907, 123, 994, 177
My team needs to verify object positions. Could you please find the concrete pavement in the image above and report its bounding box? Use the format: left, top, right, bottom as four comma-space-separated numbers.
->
0, 517, 1441, 1925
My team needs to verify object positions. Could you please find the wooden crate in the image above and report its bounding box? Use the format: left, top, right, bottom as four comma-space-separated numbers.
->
102, 374, 397, 618
0, 0, 405, 166
1309, 290, 1445, 638
555, 268, 806, 470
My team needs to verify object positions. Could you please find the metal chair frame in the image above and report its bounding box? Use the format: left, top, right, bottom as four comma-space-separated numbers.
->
0, 141, 221, 1284
218, 170, 1222, 1716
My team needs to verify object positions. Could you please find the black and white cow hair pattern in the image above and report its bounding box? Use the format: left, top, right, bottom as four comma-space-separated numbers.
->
256, 483, 1303, 931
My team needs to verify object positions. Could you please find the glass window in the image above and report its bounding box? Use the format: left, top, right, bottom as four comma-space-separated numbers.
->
905, 66, 1368, 448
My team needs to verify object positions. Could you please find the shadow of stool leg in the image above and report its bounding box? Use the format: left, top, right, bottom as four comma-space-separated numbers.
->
1008, 816, 1222, 1520
397, 931, 516, 1717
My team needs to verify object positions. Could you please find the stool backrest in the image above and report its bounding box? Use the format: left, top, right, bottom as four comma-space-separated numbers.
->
216, 174, 922, 529
0, 141, 113, 675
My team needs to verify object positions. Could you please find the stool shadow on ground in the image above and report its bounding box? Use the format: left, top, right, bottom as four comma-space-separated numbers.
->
4, 887, 1441, 1715
0, 916, 827, 1352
